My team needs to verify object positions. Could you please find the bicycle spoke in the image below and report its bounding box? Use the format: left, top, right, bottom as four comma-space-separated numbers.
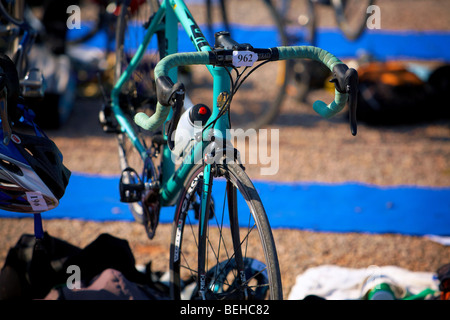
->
206, 185, 239, 292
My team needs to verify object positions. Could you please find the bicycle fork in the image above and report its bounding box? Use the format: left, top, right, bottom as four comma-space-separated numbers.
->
226, 180, 249, 300
197, 160, 249, 300
198, 162, 213, 299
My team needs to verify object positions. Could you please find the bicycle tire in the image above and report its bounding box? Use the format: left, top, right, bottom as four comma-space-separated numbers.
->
254, 0, 290, 129
332, 0, 373, 41
66, 15, 103, 46
286, 0, 319, 102
0, 0, 24, 27
170, 161, 283, 300
114, 0, 162, 226
0, 0, 26, 72
303, 0, 317, 46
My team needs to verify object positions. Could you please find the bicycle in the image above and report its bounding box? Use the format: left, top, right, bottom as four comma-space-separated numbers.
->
103, 0, 358, 300
0, 1, 71, 299
1, 0, 81, 129
0, 0, 71, 213
0, 0, 49, 123
65, 0, 121, 97
66, 0, 117, 47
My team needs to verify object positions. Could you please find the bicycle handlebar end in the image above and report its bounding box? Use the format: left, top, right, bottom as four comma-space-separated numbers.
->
312, 89, 348, 119
134, 102, 170, 131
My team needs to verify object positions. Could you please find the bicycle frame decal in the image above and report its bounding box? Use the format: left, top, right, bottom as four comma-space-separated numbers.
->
200, 163, 212, 236
173, 170, 203, 262
174, 217, 183, 262
169, 0, 210, 51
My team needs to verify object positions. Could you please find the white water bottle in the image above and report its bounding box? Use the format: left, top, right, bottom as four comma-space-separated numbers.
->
172, 104, 211, 157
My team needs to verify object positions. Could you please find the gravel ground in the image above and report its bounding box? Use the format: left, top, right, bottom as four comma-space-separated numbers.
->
1, 0, 450, 300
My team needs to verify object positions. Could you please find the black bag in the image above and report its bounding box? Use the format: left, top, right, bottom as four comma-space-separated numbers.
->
437, 263, 450, 300
0, 232, 81, 299
0, 233, 165, 300
427, 64, 450, 119
355, 62, 450, 125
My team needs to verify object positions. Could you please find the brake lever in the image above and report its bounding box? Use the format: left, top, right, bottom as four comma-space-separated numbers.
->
329, 64, 358, 136
345, 68, 358, 136
165, 85, 185, 151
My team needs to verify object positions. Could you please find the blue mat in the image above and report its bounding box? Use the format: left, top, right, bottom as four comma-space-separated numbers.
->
20, 25, 448, 236
67, 23, 450, 61
1, 173, 449, 236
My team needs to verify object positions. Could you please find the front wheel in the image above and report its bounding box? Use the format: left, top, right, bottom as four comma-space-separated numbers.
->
170, 161, 283, 300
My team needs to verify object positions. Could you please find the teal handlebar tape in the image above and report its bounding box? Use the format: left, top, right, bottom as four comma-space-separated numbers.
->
134, 101, 170, 131
134, 52, 210, 131
154, 52, 211, 79
134, 46, 348, 131
277, 46, 348, 118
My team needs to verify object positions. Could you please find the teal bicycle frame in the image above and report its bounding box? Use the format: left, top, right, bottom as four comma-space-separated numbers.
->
111, 0, 229, 214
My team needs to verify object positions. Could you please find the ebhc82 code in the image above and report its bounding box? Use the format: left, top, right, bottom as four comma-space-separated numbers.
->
224, 304, 269, 315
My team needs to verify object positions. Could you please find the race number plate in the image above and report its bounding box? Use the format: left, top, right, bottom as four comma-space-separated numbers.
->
232, 51, 257, 67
